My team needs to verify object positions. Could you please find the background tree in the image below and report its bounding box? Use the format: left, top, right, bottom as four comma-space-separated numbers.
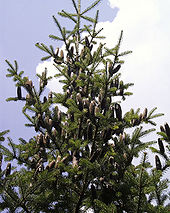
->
0, 0, 169, 212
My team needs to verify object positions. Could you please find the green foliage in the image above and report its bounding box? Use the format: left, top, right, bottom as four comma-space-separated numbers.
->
1, 0, 169, 212
0, 130, 9, 142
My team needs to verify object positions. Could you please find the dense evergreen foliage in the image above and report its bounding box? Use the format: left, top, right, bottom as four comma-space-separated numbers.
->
0, 0, 169, 212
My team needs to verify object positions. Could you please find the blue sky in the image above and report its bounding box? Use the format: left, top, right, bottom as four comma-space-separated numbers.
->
0, 0, 170, 210
0, 0, 115, 140
0, 0, 170, 167
36, 0, 170, 128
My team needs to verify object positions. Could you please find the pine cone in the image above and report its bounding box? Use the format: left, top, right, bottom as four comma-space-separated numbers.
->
142, 108, 147, 120
155, 155, 162, 170
109, 64, 121, 77
5, 162, 11, 177
164, 123, 170, 137
158, 138, 165, 154
115, 103, 122, 121
17, 86, 22, 100
85, 36, 90, 47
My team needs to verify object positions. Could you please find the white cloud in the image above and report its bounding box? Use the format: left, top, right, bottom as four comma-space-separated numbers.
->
36, 0, 170, 201
36, 0, 170, 122
36, 59, 64, 93
101, 0, 170, 122
105, 0, 170, 185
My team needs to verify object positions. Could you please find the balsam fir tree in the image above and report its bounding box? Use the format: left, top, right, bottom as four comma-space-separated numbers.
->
0, 0, 169, 212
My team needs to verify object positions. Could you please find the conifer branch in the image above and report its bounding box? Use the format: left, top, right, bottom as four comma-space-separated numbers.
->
59, 10, 77, 23
0, 130, 10, 141
3, 0, 169, 211
81, 0, 101, 15
49, 34, 63, 41
74, 173, 89, 213
52, 15, 63, 37
92, 10, 99, 39
136, 153, 147, 213
71, 0, 79, 14
81, 15, 95, 23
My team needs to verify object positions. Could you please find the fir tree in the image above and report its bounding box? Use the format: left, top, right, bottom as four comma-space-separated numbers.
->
0, 0, 169, 212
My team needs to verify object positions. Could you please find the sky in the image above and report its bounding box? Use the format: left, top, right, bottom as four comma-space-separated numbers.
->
36, 0, 170, 125
0, 0, 116, 140
36, 0, 170, 139
0, 0, 170, 206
